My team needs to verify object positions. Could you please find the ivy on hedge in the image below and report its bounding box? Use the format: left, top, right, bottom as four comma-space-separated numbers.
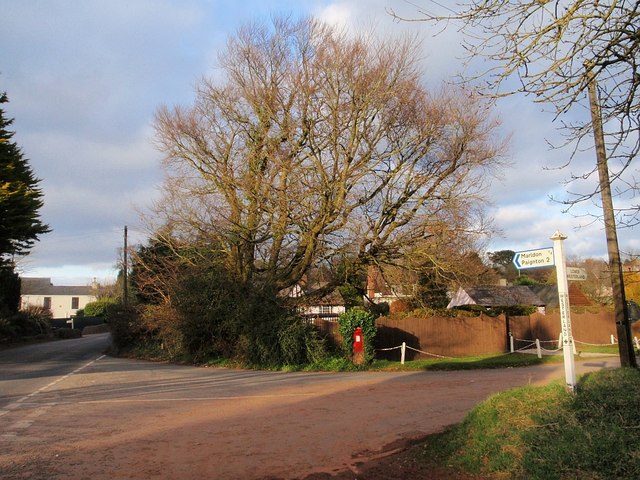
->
338, 307, 377, 363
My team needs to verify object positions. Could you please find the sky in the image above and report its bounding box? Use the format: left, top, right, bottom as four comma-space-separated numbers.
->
1, 0, 638, 286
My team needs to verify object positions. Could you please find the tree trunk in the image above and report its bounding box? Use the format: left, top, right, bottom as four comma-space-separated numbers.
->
587, 72, 637, 368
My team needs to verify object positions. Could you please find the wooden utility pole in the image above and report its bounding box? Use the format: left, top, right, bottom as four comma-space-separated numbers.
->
587, 72, 637, 368
123, 225, 129, 307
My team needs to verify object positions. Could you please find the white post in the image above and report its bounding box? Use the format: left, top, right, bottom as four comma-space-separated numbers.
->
535, 338, 542, 359
551, 231, 577, 393
509, 333, 514, 353
401, 342, 406, 365
611, 334, 616, 344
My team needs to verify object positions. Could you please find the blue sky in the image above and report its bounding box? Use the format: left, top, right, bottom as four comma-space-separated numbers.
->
1, 0, 637, 286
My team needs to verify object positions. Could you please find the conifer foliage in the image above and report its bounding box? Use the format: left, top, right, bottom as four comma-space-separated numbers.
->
0, 91, 49, 266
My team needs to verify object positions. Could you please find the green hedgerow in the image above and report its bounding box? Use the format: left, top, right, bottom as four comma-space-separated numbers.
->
338, 307, 377, 363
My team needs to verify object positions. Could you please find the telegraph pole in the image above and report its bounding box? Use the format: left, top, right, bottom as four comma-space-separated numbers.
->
123, 225, 129, 307
587, 72, 637, 368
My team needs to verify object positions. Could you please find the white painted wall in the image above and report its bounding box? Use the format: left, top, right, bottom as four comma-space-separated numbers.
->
21, 294, 96, 319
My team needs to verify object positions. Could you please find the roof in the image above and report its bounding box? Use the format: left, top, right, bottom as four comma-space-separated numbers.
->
366, 266, 416, 298
528, 284, 592, 307
296, 287, 346, 307
313, 289, 345, 306
20, 277, 95, 296
280, 281, 346, 307
447, 285, 545, 309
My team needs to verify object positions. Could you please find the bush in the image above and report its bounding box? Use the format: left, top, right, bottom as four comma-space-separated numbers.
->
0, 306, 52, 342
123, 261, 331, 367
84, 298, 118, 317
338, 307, 377, 363
138, 303, 184, 357
452, 304, 537, 317
173, 269, 329, 366
127, 239, 332, 367
277, 317, 328, 366
106, 304, 145, 353
0, 317, 16, 341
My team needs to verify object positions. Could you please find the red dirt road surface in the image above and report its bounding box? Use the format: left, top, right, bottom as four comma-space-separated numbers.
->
0, 352, 620, 479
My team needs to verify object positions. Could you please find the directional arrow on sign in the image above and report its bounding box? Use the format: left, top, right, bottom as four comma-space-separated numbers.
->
512, 247, 555, 269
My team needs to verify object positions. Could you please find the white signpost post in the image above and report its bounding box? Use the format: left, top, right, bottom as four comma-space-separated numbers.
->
550, 231, 577, 393
512, 234, 577, 393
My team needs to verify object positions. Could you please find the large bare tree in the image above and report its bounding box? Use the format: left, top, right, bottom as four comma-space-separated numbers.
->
394, 1, 639, 366
152, 16, 503, 292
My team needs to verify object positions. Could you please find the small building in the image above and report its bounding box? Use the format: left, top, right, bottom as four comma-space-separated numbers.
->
20, 277, 97, 319
528, 284, 592, 309
447, 285, 546, 313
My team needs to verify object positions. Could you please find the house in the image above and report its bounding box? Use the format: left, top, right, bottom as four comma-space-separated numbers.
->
20, 277, 97, 319
366, 266, 415, 309
447, 285, 546, 313
281, 280, 347, 321
297, 289, 347, 321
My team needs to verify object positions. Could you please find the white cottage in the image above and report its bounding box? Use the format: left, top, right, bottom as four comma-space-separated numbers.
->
20, 277, 97, 319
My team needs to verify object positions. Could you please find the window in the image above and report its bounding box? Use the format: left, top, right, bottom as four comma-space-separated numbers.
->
320, 305, 332, 315
43, 297, 51, 310
71, 297, 79, 309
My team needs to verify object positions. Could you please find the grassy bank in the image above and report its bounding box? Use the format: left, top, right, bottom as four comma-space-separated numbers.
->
121, 337, 613, 371
418, 367, 640, 479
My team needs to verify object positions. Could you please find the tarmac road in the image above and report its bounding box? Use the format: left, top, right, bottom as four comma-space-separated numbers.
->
0, 334, 621, 479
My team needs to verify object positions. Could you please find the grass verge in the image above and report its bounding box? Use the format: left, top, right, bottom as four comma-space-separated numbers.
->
368, 352, 561, 371
418, 367, 640, 479
278, 353, 559, 372
575, 344, 620, 355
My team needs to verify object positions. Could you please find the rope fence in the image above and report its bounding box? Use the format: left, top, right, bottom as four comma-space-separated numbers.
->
377, 342, 452, 364
377, 334, 640, 364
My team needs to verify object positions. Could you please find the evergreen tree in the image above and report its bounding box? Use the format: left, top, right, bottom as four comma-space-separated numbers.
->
0, 91, 49, 266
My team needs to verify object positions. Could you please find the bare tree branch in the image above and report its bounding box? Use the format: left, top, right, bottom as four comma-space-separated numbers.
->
151, 16, 505, 291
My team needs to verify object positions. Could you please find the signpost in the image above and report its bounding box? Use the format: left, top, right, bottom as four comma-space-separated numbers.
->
550, 231, 577, 393
511, 236, 577, 393
512, 247, 555, 269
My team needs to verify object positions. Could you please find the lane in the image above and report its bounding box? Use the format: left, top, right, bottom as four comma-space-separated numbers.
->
0, 336, 621, 479
0, 333, 111, 408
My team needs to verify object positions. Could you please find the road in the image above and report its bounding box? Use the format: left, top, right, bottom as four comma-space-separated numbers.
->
0, 334, 620, 480
0, 333, 111, 406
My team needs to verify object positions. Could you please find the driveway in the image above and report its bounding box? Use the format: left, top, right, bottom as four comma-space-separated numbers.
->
0, 334, 620, 479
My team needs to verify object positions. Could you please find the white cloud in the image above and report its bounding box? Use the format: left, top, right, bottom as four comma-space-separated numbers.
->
1, 0, 637, 285
315, 2, 353, 27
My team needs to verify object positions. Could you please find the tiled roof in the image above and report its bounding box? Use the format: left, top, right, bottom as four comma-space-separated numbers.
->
20, 277, 94, 296
529, 284, 592, 307
448, 285, 545, 308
